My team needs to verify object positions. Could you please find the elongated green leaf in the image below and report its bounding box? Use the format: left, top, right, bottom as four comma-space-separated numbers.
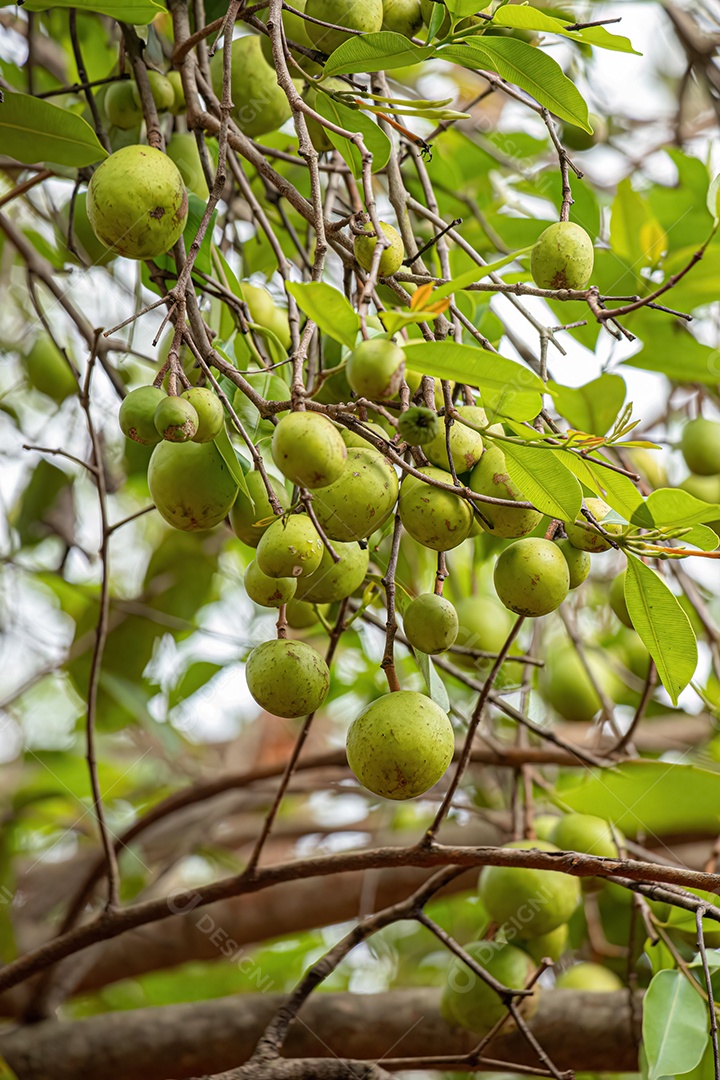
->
489, 5, 640, 54
431, 247, 533, 299
169, 662, 223, 709
213, 428, 251, 500
0, 92, 107, 168
287, 282, 359, 350
643, 488, 720, 530
415, 651, 451, 712
442, 38, 591, 130
2, 0, 163, 20
549, 374, 626, 436
643, 970, 709, 1080
624, 554, 697, 704
323, 32, 436, 75
585, 458, 646, 521
499, 441, 582, 520
314, 95, 390, 178
681, 524, 719, 552
402, 341, 544, 421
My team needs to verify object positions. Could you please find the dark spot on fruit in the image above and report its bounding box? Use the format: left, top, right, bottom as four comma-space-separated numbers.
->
150, 206, 165, 220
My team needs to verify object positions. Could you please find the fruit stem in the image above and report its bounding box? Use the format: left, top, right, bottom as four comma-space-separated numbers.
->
276, 604, 288, 640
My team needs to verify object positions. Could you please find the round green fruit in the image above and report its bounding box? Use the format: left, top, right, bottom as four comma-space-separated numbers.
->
260, 0, 323, 76
346, 337, 406, 400
346, 690, 454, 799
541, 649, 602, 723
272, 411, 347, 489
229, 470, 290, 547
679, 473, 720, 535
295, 539, 369, 603
24, 336, 77, 403
244, 560, 297, 608
104, 81, 143, 129
286, 598, 323, 629
551, 813, 622, 860
132, 71, 175, 113
119, 385, 165, 445
181, 387, 224, 443
245, 639, 329, 718
442, 942, 535, 1036
556, 539, 591, 589
341, 420, 390, 449
469, 445, 542, 538
560, 114, 608, 152
404, 593, 458, 654
148, 439, 239, 530
382, 0, 423, 37
167, 133, 209, 200
478, 840, 581, 937
312, 446, 399, 541
453, 595, 514, 667
530, 221, 594, 290
398, 405, 439, 446
305, 0, 383, 54
564, 498, 626, 553
424, 406, 487, 474
211, 35, 296, 138
680, 418, 720, 477
154, 395, 199, 442
494, 538, 570, 618
353, 221, 405, 276
399, 467, 473, 551
610, 570, 633, 628
556, 963, 622, 992
166, 71, 186, 115
256, 514, 324, 578
87, 145, 188, 261
533, 815, 561, 842
518, 922, 569, 964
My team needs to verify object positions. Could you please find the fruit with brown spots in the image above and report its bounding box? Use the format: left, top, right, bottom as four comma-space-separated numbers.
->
119, 386, 165, 445
271, 411, 347, 489
399, 467, 473, 550
469, 445, 542, 538
403, 593, 458, 654
181, 387, 224, 443
154, 395, 199, 442
230, 471, 290, 547
148, 439, 239, 531
564, 498, 627, 553
530, 221, 594, 290
295, 539, 369, 603
312, 446, 399, 541
245, 639, 330, 718
346, 337, 406, 400
424, 405, 488, 474
493, 537, 570, 617
305, 0, 383, 54
244, 560, 297, 608
256, 514, 324, 578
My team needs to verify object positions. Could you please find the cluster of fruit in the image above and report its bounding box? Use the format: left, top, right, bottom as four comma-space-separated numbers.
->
119, 384, 224, 446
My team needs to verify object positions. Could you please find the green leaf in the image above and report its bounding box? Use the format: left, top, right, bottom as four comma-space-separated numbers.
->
559, 453, 645, 522
415, 651, 451, 712
549, 374, 626, 436
624, 324, 720, 386
431, 247, 533, 299
287, 282, 359, 350
681, 524, 719, 552
3, 0, 163, 21
402, 341, 544, 421
323, 32, 436, 76
610, 179, 666, 269
624, 554, 697, 704
642, 488, 720, 530
232, 370, 289, 444
643, 970, 709, 1080
489, 5, 640, 54
442, 38, 591, 130
0, 92, 107, 168
499, 441, 582, 520
169, 662, 223, 708
314, 94, 391, 178
213, 427, 251, 500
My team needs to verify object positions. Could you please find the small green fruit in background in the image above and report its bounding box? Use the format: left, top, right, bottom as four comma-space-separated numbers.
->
551, 813, 622, 862
166, 70, 186, 114
564, 498, 626, 553
245, 639, 329, 718
556, 538, 591, 589
24, 336, 77, 403
453, 595, 513, 668
556, 963, 622, 992
533, 815, 561, 842
256, 514, 324, 578
312, 446, 398, 542
271, 411, 347, 489
424, 405, 487, 474
441, 942, 535, 1035
244, 560, 297, 608
399, 467, 473, 550
398, 405, 440, 445
518, 922, 569, 964
119, 385, 165, 445
560, 113, 608, 151
260, 0, 323, 77
346, 337, 406, 400
346, 690, 454, 799
104, 81, 143, 129
148, 440, 238, 531
181, 387, 224, 443
154, 395, 199, 442
132, 71, 175, 113
469, 445, 542, 538
403, 593, 458, 654
610, 569, 633, 628
295, 540, 369, 603
680, 417, 720, 476
382, 0, 423, 37
211, 36, 298, 138
679, 472, 720, 535
479, 840, 581, 937
494, 538, 570, 617
305, 0, 383, 54
541, 649, 603, 723
285, 598, 323, 629
530, 221, 594, 290
230, 471, 290, 547
353, 221, 405, 276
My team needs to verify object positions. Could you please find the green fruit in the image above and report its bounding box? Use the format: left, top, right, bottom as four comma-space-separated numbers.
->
353, 221, 405, 276
404, 593, 458, 654
286, 598, 323, 628
341, 420, 389, 449
119, 385, 165, 445
295, 539, 369, 602
104, 81, 143, 129
551, 813, 622, 860
148, 440, 239, 530
182, 387, 224, 443
272, 411, 347, 490
556, 539, 591, 589
479, 840, 581, 938
211, 36, 296, 138
519, 923, 569, 964
167, 133, 209, 200
494, 538, 569, 618
442, 942, 534, 1036
560, 114, 608, 151
154, 395, 199, 442
556, 963, 622, 992
87, 145, 188, 261
166, 70, 186, 115
680, 418, 720, 476
63, 191, 116, 267
610, 570, 633, 628
424, 406, 486, 474
305, 0, 383, 53
533, 815, 561, 842
623, 633, 651, 680
627, 448, 668, 491
256, 514, 324, 578
399, 467, 473, 551
453, 596, 514, 668
132, 71, 175, 113
346, 337, 406, 400
564, 498, 626, 553
382, 0, 423, 37
346, 690, 454, 799
541, 649, 602, 723
398, 406, 439, 446
229, 471, 290, 547
24, 336, 77, 403
245, 639, 329, 718
260, 0, 323, 76
469, 446, 542, 538
312, 446, 399, 541
244, 560, 297, 608
530, 221, 594, 290
679, 472, 720, 536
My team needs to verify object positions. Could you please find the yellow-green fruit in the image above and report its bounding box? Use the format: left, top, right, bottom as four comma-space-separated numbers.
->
167, 133, 209, 200
241, 283, 291, 350
680, 418, 720, 476
479, 840, 581, 938
398, 406, 439, 446
286, 598, 323, 628
132, 71, 175, 113
313, 446, 399, 541
154, 395, 199, 442
399, 467, 473, 551
182, 387, 224, 443
24, 336, 77, 403
87, 145, 188, 261
346, 337, 405, 400
295, 539, 369, 603
519, 923, 569, 964
442, 942, 535, 1035
530, 221, 594, 290
341, 420, 390, 449
260, 0, 323, 76
346, 690, 454, 799
679, 473, 720, 534
424, 406, 486, 474
211, 36, 295, 138
556, 539, 591, 589
469, 446, 542, 538
148, 440, 239, 530
404, 593, 458, 654
104, 81, 143, 129
610, 570, 633, 628
229, 471, 290, 546
533, 815, 561, 842
560, 114, 608, 152
166, 71, 186, 115
244, 560, 297, 608
119, 385, 165, 445
245, 639, 329, 718
627, 448, 668, 491
256, 515, 323, 578
305, 0, 383, 53
541, 650, 602, 723
272, 411, 347, 489
494, 538, 569, 618
382, 0, 423, 37
551, 813, 622, 860
64, 191, 116, 267
564, 498, 626, 553
453, 596, 514, 668
556, 963, 622, 992
354, 221, 405, 276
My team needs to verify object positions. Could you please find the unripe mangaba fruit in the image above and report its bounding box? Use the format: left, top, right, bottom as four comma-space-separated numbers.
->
556, 963, 622, 992
478, 840, 581, 938
182, 387, 224, 443
530, 221, 594, 290
453, 595, 514, 668
382, 0, 423, 37
244, 560, 297, 608
166, 71, 186, 115
346, 337, 406, 401
551, 813, 622, 860
346, 690, 454, 799
424, 405, 487, 474
245, 639, 329, 718
295, 539, 369, 603
494, 538, 570, 617
679, 473, 720, 535
398, 406, 440, 446
312, 446, 399, 542
441, 942, 535, 1036
404, 593, 458, 654
132, 71, 175, 113
260, 0, 323, 77
211, 36, 296, 138
271, 411, 347, 489
540, 649, 602, 723
564, 498, 627, 553
556, 538, 591, 589
256, 514, 324, 578
305, 0, 383, 54
680, 418, 720, 476
148, 440, 239, 531
518, 923, 569, 965
119, 386, 165, 445
353, 221, 405, 276
469, 445, 542, 538
399, 467, 473, 550
154, 395, 199, 442
24, 336, 77, 403
87, 145, 188, 261
610, 569, 633, 628
230, 471, 290, 547
104, 81, 143, 130
341, 420, 389, 449
286, 597, 324, 629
